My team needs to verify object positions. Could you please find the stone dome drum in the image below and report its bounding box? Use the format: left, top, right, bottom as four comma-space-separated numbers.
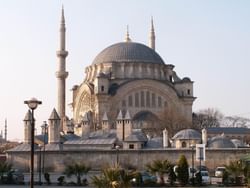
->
92, 42, 165, 64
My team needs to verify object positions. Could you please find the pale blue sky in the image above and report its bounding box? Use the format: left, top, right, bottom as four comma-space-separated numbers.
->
0, 0, 249, 140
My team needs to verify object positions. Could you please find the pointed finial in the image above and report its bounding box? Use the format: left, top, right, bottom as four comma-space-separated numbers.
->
61, 5, 65, 24
151, 16, 155, 32
102, 112, 109, 121
117, 110, 123, 120
49, 108, 61, 120
149, 16, 155, 50
124, 110, 131, 120
124, 25, 131, 42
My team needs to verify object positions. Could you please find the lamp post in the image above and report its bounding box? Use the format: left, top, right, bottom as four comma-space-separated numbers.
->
24, 97, 42, 188
38, 145, 42, 185
115, 145, 120, 165
191, 144, 195, 186
41, 121, 48, 178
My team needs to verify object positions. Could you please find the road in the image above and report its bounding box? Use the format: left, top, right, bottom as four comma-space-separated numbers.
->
0, 186, 246, 188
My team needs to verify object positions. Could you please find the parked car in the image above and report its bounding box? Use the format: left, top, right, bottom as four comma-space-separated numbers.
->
215, 166, 226, 177
141, 171, 157, 184
131, 171, 157, 185
200, 170, 211, 185
196, 165, 208, 171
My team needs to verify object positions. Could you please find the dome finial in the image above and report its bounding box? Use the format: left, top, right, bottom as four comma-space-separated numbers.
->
124, 25, 132, 42
149, 16, 155, 50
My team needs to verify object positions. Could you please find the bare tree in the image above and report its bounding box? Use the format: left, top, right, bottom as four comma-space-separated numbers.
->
193, 108, 223, 129
158, 108, 192, 137
221, 116, 250, 128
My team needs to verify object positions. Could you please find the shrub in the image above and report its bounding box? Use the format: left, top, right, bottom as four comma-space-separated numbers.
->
176, 155, 189, 186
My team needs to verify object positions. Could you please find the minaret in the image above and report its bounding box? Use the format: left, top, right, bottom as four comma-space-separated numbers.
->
149, 17, 155, 50
4, 119, 7, 141
56, 6, 68, 132
24, 110, 32, 144
124, 25, 131, 42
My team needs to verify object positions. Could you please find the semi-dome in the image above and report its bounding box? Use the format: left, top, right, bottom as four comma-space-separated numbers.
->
172, 129, 201, 140
207, 135, 236, 148
92, 42, 165, 64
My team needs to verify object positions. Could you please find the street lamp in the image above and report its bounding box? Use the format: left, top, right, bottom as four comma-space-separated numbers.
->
190, 144, 195, 185
115, 145, 120, 165
41, 121, 48, 178
24, 97, 42, 188
38, 145, 42, 185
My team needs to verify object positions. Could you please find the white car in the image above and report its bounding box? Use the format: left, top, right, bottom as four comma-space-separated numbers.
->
215, 167, 226, 177
200, 171, 211, 184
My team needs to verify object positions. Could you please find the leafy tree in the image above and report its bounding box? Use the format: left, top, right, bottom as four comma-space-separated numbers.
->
176, 155, 189, 186
0, 161, 12, 183
64, 162, 91, 185
146, 159, 171, 185
91, 165, 136, 188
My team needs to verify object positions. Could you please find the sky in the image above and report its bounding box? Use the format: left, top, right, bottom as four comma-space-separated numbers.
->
0, 0, 250, 141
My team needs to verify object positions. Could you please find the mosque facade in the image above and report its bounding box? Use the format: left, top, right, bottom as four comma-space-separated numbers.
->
70, 22, 195, 137
6, 8, 250, 174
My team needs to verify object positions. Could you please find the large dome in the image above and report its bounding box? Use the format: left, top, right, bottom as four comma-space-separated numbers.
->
92, 42, 165, 64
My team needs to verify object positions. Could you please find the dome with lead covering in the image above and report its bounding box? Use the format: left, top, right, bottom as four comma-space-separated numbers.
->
92, 42, 165, 64
207, 135, 236, 148
172, 129, 201, 140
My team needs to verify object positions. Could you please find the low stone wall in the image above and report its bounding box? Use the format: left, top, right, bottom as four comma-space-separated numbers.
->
7, 148, 250, 173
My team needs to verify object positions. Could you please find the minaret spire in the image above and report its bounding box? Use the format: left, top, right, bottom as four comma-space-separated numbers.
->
124, 25, 131, 42
149, 16, 155, 50
56, 6, 68, 132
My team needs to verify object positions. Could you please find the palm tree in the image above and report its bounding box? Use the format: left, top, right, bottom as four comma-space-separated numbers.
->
0, 161, 12, 183
64, 162, 91, 185
146, 159, 171, 185
225, 160, 244, 185
91, 165, 136, 188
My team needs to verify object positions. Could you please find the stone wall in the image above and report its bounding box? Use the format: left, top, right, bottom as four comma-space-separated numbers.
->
7, 148, 250, 173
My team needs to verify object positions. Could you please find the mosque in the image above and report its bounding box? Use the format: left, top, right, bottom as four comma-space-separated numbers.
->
6, 8, 250, 173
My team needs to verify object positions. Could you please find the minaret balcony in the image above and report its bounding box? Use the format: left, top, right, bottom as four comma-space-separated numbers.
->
56, 50, 68, 57
55, 71, 68, 79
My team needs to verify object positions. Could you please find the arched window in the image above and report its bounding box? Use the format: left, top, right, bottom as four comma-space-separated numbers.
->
146, 91, 150, 107
128, 95, 133, 107
135, 93, 139, 107
141, 91, 145, 107
182, 142, 187, 148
